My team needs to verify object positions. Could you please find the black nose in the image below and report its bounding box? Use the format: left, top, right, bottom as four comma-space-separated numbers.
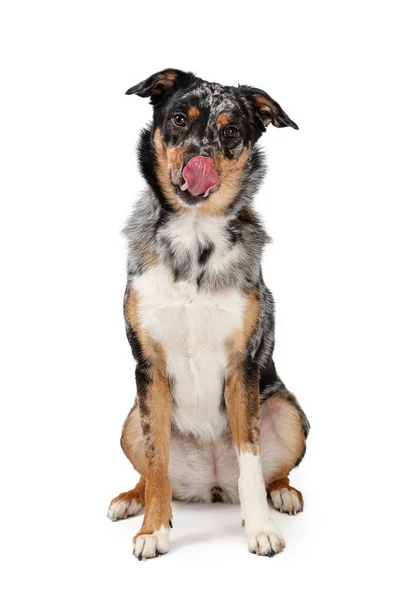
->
182, 151, 212, 169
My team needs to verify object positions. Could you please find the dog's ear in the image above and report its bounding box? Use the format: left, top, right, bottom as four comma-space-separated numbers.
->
239, 86, 298, 131
126, 69, 196, 104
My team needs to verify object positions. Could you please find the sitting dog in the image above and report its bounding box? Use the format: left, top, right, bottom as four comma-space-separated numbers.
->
108, 69, 310, 560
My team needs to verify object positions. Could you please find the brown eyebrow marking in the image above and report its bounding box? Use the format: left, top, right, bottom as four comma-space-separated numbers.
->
187, 106, 200, 120
216, 113, 230, 127
165, 71, 177, 82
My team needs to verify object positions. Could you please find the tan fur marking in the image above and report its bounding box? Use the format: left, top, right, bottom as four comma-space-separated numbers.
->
150, 71, 178, 95
121, 406, 146, 475
166, 144, 188, 172
137, 247, 159, 271
153, 128, 185, 212
198, 148, 249, 217
125, 288, 165, 366
228, 289, 260, 355
268, 476, 303, 503
109, 477, 146, 513
153, 128, 181, 209
253, 93, 273, 125
125, 288, 173, 536
253, 93, 270, 110
267, 476, 304, 510
225, 289, 261, 453
136, 475, 172, 539
216, 113, 230, 127
242, 204, 256, 220
268, 475, 290, 491
165, 71, 177, 83
263, 393, 305, 483
187, 106, 200, 120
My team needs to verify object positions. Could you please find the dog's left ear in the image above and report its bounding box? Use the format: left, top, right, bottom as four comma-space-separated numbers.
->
239, 86, 298, 131
126, 69, 196, 104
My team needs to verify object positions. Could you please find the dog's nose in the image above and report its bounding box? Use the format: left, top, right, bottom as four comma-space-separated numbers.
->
182, 152, 212, 170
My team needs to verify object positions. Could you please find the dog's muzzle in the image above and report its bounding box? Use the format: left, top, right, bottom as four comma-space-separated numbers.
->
180, 156, 219, 198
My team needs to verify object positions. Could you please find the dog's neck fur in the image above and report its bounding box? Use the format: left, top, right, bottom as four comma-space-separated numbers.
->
124, 132, 269, 293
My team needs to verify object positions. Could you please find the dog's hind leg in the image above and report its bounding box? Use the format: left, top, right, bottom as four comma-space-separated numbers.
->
108, 404, 146, 521
120, 404, 146, 474
267, 476, 304, 515
108, 477, 145, 521
260, 390, 309, 516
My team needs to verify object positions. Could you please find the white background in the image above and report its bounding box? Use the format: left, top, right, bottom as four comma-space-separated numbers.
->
1, 1, 399, 598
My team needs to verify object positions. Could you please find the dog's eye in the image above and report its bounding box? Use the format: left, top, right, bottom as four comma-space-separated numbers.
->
173, 114, 187, 127
223, 126, 240, 139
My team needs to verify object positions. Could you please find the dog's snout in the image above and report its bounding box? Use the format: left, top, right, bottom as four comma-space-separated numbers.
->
182, 152, 212, 170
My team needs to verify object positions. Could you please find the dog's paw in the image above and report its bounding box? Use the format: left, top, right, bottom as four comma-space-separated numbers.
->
248, 526, 285, 557
270, 486, 303, 515
108, 493, 143, 521
133, 527, 169, 560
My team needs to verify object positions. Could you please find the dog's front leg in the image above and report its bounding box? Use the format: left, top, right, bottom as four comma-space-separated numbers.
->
133, 356, 173, 560
125, 289, 173, 560
225, 353, 285, 557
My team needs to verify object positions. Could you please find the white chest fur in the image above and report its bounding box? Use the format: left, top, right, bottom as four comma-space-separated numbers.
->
133, 264, 244, 440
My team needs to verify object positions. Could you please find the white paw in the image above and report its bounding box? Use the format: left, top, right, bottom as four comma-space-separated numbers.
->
133, 527, 170, 560
248, 526, 285, 557
107, 498, 143, 521
270, 487, 303, 515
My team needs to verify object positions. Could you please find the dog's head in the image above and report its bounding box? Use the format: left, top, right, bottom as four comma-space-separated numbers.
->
127, 69, 298, 212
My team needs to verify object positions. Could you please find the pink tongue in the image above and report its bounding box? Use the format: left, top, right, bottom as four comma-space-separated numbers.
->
180, 156, 219, 197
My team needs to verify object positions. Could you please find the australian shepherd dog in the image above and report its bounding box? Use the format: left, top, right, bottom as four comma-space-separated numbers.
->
108, 69, 310, 560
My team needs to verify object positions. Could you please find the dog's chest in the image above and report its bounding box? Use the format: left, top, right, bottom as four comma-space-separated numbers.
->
133, 262, 245, 441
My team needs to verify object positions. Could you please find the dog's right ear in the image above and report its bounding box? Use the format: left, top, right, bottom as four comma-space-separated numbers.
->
125, 69, 196, 104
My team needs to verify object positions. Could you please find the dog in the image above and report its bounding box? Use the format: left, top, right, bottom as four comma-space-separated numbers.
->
108, 69, 310, 560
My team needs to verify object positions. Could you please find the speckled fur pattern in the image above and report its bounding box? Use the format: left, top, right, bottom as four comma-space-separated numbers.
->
110, 69, 310, 559
123, 70, 308, 436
